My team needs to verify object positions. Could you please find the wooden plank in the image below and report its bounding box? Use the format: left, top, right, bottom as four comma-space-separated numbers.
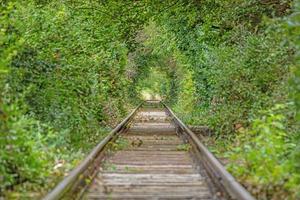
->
109, 154, 191, 160
111, 150, 188, 155
88, 187, 210, 195
107, 160, 191, 165
83, 105, 213, 200
100, 164, 194, 174
86, 193, 211, 200
122, 135, 180, 141
97, 173, 203, 179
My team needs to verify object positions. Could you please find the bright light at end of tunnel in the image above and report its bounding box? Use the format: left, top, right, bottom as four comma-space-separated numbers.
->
141, 90, 162, 101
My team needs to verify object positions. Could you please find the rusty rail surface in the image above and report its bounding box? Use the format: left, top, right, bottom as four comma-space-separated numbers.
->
44, 101, 255, 200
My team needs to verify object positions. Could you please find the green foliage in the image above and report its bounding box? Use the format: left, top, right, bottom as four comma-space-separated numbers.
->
137, 67, 172, 100
1, 102, 53, 194
0, 2, 22, 74
103, 162, 117, 172
228, 104, 299, 199
289, 0, 300, 119
288, 1, 300, 199
133, 21, 195, 105
9, 1, 132, 134
137, 0, 299, 199
151, 0, 294, 132
0, 0, 146, 197
110, 138, 129, 151
0, 0, 299, 199
176, 144, 191, 151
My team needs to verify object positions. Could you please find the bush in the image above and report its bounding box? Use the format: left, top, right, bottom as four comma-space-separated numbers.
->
228, 104, 299, 199
0, 102, 54, 194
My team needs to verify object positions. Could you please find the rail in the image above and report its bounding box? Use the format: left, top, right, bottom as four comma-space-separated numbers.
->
44, 103, 142, 200
162, 103, 255, 200
44, 101, 255, 200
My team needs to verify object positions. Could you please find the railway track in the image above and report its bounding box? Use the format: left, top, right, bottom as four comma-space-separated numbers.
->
44, 101, 255, 200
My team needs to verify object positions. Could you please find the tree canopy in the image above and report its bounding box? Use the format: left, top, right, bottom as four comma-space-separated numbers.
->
1, 0, 299, 199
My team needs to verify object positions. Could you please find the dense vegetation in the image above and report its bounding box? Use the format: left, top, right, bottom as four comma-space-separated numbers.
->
1, 0, 299, 199
135, 1, 300, 199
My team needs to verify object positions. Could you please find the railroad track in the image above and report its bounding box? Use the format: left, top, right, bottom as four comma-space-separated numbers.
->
44, 101, 255, 200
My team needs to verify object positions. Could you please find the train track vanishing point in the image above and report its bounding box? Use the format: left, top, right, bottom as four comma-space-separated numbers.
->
44, 101, 255, 200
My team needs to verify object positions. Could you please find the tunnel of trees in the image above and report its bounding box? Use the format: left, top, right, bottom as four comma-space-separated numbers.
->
0, 0, 299, 199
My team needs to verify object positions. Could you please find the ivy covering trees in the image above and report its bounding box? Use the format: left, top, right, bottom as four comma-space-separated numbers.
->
1, 0, 299, 199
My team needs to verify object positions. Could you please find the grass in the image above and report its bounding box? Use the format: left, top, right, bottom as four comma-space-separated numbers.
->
176, 144, 191, 151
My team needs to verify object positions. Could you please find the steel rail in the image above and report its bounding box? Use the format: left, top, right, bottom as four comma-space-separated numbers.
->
163, 103, 255, 200
43, 103, 142, 200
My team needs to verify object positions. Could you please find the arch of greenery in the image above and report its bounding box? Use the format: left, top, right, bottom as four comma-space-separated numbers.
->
1, 0, 299, 199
